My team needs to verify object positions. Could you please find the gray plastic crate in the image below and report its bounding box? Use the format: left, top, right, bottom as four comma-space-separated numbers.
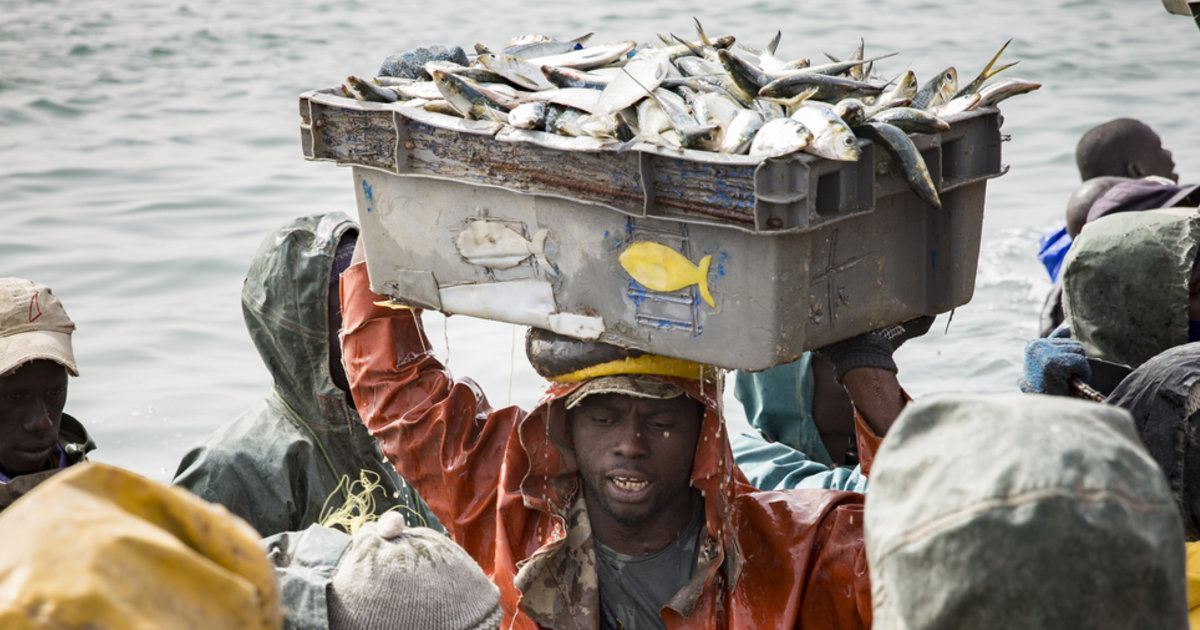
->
299, 89, 1004, 371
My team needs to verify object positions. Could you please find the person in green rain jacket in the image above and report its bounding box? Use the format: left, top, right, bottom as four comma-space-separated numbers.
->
173, 212, 439, 536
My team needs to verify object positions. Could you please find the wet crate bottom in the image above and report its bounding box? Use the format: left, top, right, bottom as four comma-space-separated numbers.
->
355, 170, 987, 371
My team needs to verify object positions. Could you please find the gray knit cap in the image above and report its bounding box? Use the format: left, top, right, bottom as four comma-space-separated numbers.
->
327, 512, 502, 630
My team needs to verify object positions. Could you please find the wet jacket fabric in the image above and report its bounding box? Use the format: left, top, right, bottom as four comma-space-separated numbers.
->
732, 355, 868, 492
340, 261, 879, 630
1106, 341, 1200, 540
0, 413, 94, 512
173, 213, 437, 537
1063, 208, 1200, 368
730, 432, 868, 492
866, 393, 1187, 629
1189, 542, 1200, 629
734, 354, 833, 467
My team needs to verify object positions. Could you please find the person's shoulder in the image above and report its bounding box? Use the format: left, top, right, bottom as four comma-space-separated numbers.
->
1066, 176, 1133, 236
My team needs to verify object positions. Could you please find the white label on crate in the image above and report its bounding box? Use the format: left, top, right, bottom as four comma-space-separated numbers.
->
437, 281, 602, 340
455, 220, 552, 272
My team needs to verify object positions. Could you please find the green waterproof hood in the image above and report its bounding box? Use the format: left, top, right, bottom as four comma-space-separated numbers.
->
242, 212, 358, 425
1063, 208, 1200, 368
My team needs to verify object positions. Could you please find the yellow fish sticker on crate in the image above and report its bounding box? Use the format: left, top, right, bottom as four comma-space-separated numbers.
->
618, 241, 715, 308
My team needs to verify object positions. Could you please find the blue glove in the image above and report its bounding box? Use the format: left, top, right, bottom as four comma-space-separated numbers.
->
816, 315, 936, 382
1019, 337, 1091, 395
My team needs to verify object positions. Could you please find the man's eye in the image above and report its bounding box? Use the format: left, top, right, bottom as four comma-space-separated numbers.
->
46, 387, 67, 399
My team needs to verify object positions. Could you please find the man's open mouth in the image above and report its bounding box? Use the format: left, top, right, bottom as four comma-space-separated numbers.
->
612, 476, 647, 491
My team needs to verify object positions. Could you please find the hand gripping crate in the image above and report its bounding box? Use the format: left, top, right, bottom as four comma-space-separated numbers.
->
299, 88, 1005, 371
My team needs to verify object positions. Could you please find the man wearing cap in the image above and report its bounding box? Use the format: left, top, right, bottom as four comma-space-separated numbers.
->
0, 278, 95, 511
340, 238, 924, 629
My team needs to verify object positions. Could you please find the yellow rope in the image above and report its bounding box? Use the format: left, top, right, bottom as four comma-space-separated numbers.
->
318, 470, 428, 535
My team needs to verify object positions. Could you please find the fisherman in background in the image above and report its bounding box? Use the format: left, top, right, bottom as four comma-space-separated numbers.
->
1023, 207, 1200, 398
173, 213, 439, 536
1038, 118, 1180, 336
0, 277, 95, 511
340, 227, 930, 628
1103, 342, 1200, 627
866, 393, 1187, 629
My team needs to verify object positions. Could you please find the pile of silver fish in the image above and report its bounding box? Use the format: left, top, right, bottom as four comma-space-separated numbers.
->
338, 21, 1040, 208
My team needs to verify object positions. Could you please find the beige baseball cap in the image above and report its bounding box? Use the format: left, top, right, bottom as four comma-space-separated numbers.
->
0, 278, 77, 377
564, 374, 685, 410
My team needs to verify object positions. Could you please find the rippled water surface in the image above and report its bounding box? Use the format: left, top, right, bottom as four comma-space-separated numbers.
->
3, 0, 1199, 481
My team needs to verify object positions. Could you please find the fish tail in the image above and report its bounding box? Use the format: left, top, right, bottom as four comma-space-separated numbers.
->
696, 255, 715, 308
531, 228, 556, 274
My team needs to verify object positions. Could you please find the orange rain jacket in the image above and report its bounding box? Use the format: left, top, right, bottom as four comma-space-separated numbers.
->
340, 262, 878, 629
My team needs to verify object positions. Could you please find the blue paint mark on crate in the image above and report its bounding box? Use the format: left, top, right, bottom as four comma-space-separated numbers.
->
361, 179, 374, 212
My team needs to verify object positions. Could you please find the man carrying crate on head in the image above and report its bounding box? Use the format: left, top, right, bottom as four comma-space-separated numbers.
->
338, 235, 930, 629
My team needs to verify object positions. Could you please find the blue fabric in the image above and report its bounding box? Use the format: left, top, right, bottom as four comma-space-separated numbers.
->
1037, 226, 1072, 283
730, 432, 868, 493
732, 353, 833, 467
0, 445, 69, 485
1190, 319, 1200, 343
1020, 336, 1091, 396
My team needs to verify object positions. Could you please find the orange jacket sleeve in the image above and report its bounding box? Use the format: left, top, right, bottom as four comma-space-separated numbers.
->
339, 263, 522, 567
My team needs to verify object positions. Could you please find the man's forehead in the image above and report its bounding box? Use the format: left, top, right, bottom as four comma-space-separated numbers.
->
572, 392, 686, 411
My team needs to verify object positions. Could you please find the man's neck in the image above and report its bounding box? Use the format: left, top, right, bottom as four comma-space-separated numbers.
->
587, 489, 700, 556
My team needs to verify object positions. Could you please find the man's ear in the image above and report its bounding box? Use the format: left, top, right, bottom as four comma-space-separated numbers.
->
1127, 161, 1147, 179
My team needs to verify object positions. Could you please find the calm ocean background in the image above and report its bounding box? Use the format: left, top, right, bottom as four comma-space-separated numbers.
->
3, 0, 1199, 482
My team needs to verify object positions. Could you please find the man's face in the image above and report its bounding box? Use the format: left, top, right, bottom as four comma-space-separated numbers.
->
1134, 136, 1178, 182
568, 392, 703, 540
0, 359, 67, 477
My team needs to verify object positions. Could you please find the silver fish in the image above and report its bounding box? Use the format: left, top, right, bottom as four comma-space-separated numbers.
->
514, 87, 602, 113
343, 75, 398, 103
867, 107, 951, 134
758, 72, 883, 102
542, 65, 611, 89
430, 70, 510, 121
593, 49, 670, 116
508, 101, 548, 129
527, 41, 637, 70
720, 108, 766, 154
651, 87, 718, 149
975, 78, 1042, 108
790, 101, 861, 161
953, 39, 1018, 99
476, 53, 557, 91
928, 93, 981, 117
502, 32, 594, 59
857, 121, 940, 209
390, 80, 442, 101
912, 67, 958, 109
748, 118, 813, 158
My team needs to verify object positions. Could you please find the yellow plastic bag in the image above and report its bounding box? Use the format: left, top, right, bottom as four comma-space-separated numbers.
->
0, 462, 281, 630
